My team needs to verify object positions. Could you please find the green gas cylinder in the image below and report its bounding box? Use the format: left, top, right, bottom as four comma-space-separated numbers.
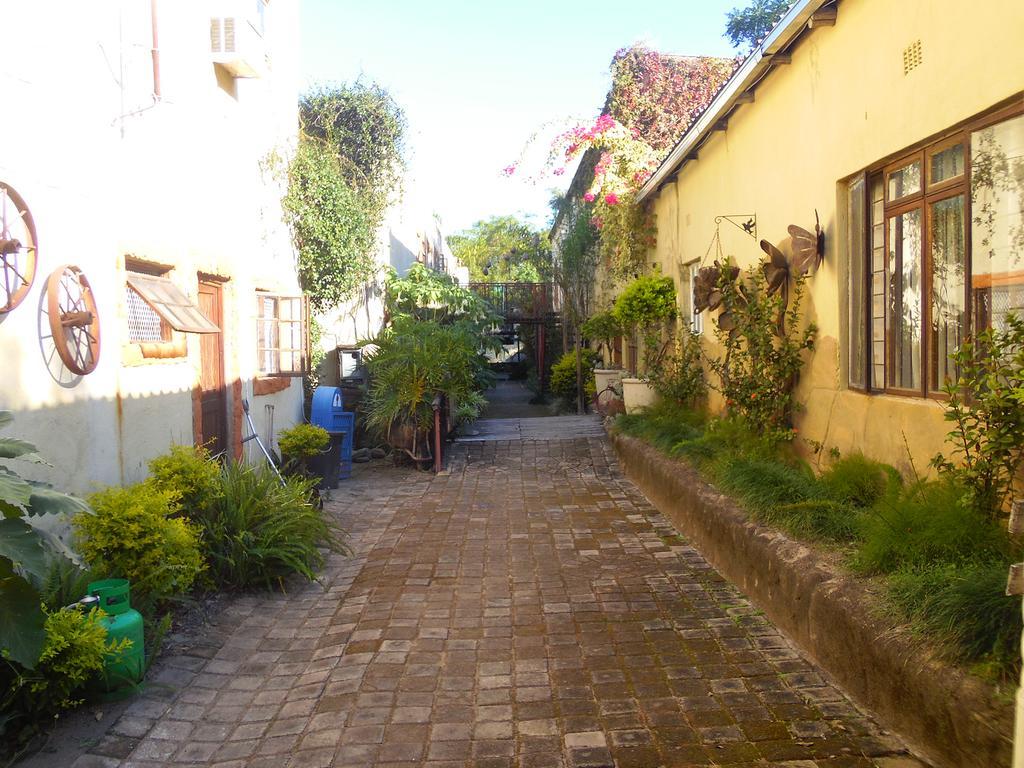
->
87, 578, 145, 687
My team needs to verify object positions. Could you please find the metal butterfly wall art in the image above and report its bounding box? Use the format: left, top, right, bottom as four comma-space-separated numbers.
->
788, 210, 825, 274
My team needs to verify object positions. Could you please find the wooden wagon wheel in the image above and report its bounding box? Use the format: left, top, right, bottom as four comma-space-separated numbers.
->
46, 265, 101, 375
0, 182, 38, 314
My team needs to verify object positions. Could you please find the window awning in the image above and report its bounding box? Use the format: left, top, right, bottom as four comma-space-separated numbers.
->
126, 274, 220, 334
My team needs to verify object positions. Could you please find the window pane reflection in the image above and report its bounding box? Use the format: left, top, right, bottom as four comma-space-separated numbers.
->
971, 114, 1024, 332
930, 145, 964, 185
929, 195, 966, 390
888, 160, 922, 201
888, 208, 922, 390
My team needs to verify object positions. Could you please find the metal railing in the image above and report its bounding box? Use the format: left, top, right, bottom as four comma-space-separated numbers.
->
468, 282, 560, 322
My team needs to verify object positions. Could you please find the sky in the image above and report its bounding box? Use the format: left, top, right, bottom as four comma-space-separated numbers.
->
300, 0, 742, 235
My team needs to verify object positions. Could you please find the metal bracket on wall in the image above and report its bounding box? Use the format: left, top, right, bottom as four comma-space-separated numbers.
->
714, 214, 758, 241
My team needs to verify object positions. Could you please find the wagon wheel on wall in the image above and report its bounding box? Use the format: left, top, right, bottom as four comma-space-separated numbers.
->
45, 265, 101, 375
0, 182, 38, 314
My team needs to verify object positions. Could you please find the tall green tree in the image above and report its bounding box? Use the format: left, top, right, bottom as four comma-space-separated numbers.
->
725, 0, 792, 51
552, 206, 600, 414
283, 81, 407, 313
448, 216, 551, 283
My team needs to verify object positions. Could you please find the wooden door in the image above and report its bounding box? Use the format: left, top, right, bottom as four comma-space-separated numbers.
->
197, 280, 227, 456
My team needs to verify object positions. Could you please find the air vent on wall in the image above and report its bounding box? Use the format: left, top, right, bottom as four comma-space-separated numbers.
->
210, 17, 236, 54
903, 40, 922, 75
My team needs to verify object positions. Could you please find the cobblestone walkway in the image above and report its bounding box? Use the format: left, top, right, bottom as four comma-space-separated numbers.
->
75, 435, 927, 768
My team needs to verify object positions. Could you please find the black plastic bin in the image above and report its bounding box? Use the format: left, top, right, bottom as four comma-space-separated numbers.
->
310, 434, 343, 489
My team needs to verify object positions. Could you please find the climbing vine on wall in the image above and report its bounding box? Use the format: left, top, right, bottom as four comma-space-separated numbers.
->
281, 81, 407, 313
512, 46, 737, 279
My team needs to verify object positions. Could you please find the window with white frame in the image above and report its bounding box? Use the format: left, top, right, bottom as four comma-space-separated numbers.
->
257, 293, 308, 376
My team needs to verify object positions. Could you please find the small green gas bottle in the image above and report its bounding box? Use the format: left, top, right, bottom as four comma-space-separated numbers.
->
86, 578, 145, 687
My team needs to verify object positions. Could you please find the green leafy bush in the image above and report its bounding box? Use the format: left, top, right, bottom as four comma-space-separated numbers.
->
819, 454, 901, 508
363, 316, 490, 443
707, 259, 816, 441
76, 487, 205, 604
193, 463, 346, 590
615, 401, 704, 454
581, 310, 623, 362
612, 275, 677, 374
931, 313, 1024, 518
853, 480, 1010, 575
649, 330, 705, 407
0, 411, 92, 669
1, 608, 129, 755
146, 444, 221, 517
277, 423, 330, 460
549, 349, 599, 403
888, 560, 1021, 674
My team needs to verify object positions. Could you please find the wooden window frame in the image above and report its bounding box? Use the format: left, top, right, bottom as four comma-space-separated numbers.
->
256, 293, 309, 377
847, 96, 1024, 398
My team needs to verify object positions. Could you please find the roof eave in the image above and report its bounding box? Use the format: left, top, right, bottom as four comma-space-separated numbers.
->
636, 0, 831, 203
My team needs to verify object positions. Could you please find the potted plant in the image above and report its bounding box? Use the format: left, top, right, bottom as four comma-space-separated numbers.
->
581, 310, 626, 404
611, 275, 677, 413
277, 422, 335, 487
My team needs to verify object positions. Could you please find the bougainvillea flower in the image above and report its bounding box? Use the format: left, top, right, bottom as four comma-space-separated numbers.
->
604, 193, 619, 206
501, 164, 517, 177
583, 192, 596, 203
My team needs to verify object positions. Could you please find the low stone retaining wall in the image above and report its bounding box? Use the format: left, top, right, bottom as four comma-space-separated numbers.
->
611, 431, 1014, 768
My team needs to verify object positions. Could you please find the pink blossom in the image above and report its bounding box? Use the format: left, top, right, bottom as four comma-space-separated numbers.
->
604, 193, 619, 206
553, 167, 565, 176
501, 164, 517, 177
583, 192, 596, 203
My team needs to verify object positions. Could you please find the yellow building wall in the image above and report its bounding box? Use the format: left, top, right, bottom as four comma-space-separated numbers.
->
647, 0, 1024, 475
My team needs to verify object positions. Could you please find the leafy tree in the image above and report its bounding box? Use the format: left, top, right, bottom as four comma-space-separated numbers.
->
448, 216, 551, 283
283, 139, 376, 313
553, 205, 600, 413
281, 81, 407, 313
299, 81, 406, 219
725, 0, 792, 52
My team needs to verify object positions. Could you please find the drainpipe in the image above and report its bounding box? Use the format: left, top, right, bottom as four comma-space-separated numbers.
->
150, 0, 161, 100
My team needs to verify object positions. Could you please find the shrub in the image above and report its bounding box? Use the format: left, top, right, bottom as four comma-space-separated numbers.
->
706, 259, 816, 441
612, 275, 677, 373
277, 423, 330, 460
820, 454, 901, 509
931, 313, 1024, 518
363, 316, 491, 443
146, 444, 221, 517
614, 401, 704, 454
711, 455, 821, 517
1, 608, 129, 755
549, 349, 598, 403
76, 486, 205, 604
0, 410, 91, 670
580, 310, 622, 362
649, 330, 705, 407
888, 560, 1021, 676
193, 462, 346, 590
853, 480, 1010, 575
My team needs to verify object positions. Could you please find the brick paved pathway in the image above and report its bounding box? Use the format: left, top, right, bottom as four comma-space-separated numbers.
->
74, 433, 927, 768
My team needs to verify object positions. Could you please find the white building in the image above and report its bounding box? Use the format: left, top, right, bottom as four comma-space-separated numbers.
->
0, 0, 306, 492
